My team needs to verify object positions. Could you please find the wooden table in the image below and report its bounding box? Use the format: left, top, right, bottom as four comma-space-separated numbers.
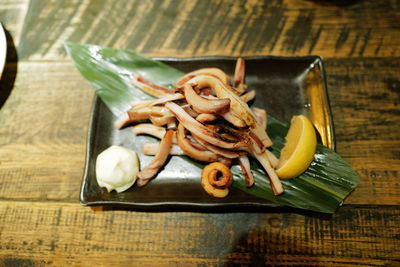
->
1, 0, 399, 266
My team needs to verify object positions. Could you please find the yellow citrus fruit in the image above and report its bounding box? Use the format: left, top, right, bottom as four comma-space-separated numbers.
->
276, 115, 317, 179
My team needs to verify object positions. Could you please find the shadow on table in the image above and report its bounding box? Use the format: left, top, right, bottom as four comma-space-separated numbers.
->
306, 0, 361, 6
90, 204, 335, 219
0, 27, 18, 110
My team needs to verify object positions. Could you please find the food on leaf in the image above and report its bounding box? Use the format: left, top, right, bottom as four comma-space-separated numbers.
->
65, 41, 361, 213
118, 59, 285, 196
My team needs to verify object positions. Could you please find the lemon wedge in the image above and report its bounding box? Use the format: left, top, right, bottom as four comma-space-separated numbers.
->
276, 115, 317, 179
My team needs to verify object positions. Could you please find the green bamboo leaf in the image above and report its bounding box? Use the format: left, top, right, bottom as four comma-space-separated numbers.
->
65, 41, 360, 213
64, 41, 182, 115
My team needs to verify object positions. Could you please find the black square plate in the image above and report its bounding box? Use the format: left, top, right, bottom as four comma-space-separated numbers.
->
80, 56, 334, 210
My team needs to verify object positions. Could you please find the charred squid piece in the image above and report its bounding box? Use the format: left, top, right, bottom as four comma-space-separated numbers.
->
201, 162, 233, 198
238, 155, 254, 187
191, 133, 244, 159
142, 143, 184, 156
132, 123, 178, 144
196, 113, 218, 123
186, 75, 257, 126
132, 75, 174, 98
200, 94, 246, 127
114, 107, 152, 129
240, 90, 256, 103
176, 68, 231, 86
252, 107, 267, 130
234, 57, 247, 94
264, 149, 279, 169
148, 106, 175, 126
252, 152, 284, 195
165, 102, 248, 149
176, 123, 220, 162
188, 76, 271, 151
221, 112, 247, 128
132, 123, 165, 139
136, 130, 174, 186
182, 84, 231, 114
180, 104, 200, 118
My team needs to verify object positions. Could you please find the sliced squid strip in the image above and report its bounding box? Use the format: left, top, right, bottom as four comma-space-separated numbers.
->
176, 123, 220, 162
183, 84, 230, 114
202, 95, 246, 127
250, 125, 273, 152
149, 106, 174, 117
187, 76, 272, 151
180, 104, 200, 118
165, 102, 247, 149
192, 134, 243, 159
149, 115, 175, 126
265, 150, 279, 168
132, 123, 166, 139
175, 74, 196, 86
142, 143, 184, 156
221, 112, 247, 128
148, 106, 175, 126
115, 107, 152, 129
240, 90, 256, 103
253, 152, 284, 195
176, 68, 230, 86
234, 58, 246, 94
196, 113, 218, 123
252, 107, 267, 130
238, 155, 254, 187
132, 123, 178, 144
187, 75, 257, 126
115, 112, 132, 129
131, 93, 184, 109
132, 75, 174, 98
136, 130, 174, 186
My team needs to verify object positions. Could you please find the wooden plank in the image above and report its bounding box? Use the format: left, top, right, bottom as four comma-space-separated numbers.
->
0, 62, 93, 145
0, 201, 398, 266
15, 0, 400, 60
324, 58, 400, 204
0, 62, 92, 200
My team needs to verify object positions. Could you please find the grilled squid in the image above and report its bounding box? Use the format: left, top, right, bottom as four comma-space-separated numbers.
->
182, 83, 230, 114
238, 155, 254, 187
165, 102, 248, 150
201, 162, 233, 198
142, 143, 184, 156
176, 67, 231, 86
186, 75, 272, 152
136, 130, 174, 186
132, 75, 174, 97
234, 57, 247, 94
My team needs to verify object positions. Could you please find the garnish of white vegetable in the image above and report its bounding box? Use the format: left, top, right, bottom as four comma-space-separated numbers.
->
95, 145, 139, 193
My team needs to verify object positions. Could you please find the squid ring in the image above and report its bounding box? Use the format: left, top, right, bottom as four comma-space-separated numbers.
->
203, 162, 233, 190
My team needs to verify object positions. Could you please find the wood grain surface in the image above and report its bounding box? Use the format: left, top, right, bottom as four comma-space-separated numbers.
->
12, 0, 400, 60
0, 201, 399, 266
0, 0, 399, 265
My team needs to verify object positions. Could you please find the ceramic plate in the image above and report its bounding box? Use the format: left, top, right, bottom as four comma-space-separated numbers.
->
80, 56, 334, 210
